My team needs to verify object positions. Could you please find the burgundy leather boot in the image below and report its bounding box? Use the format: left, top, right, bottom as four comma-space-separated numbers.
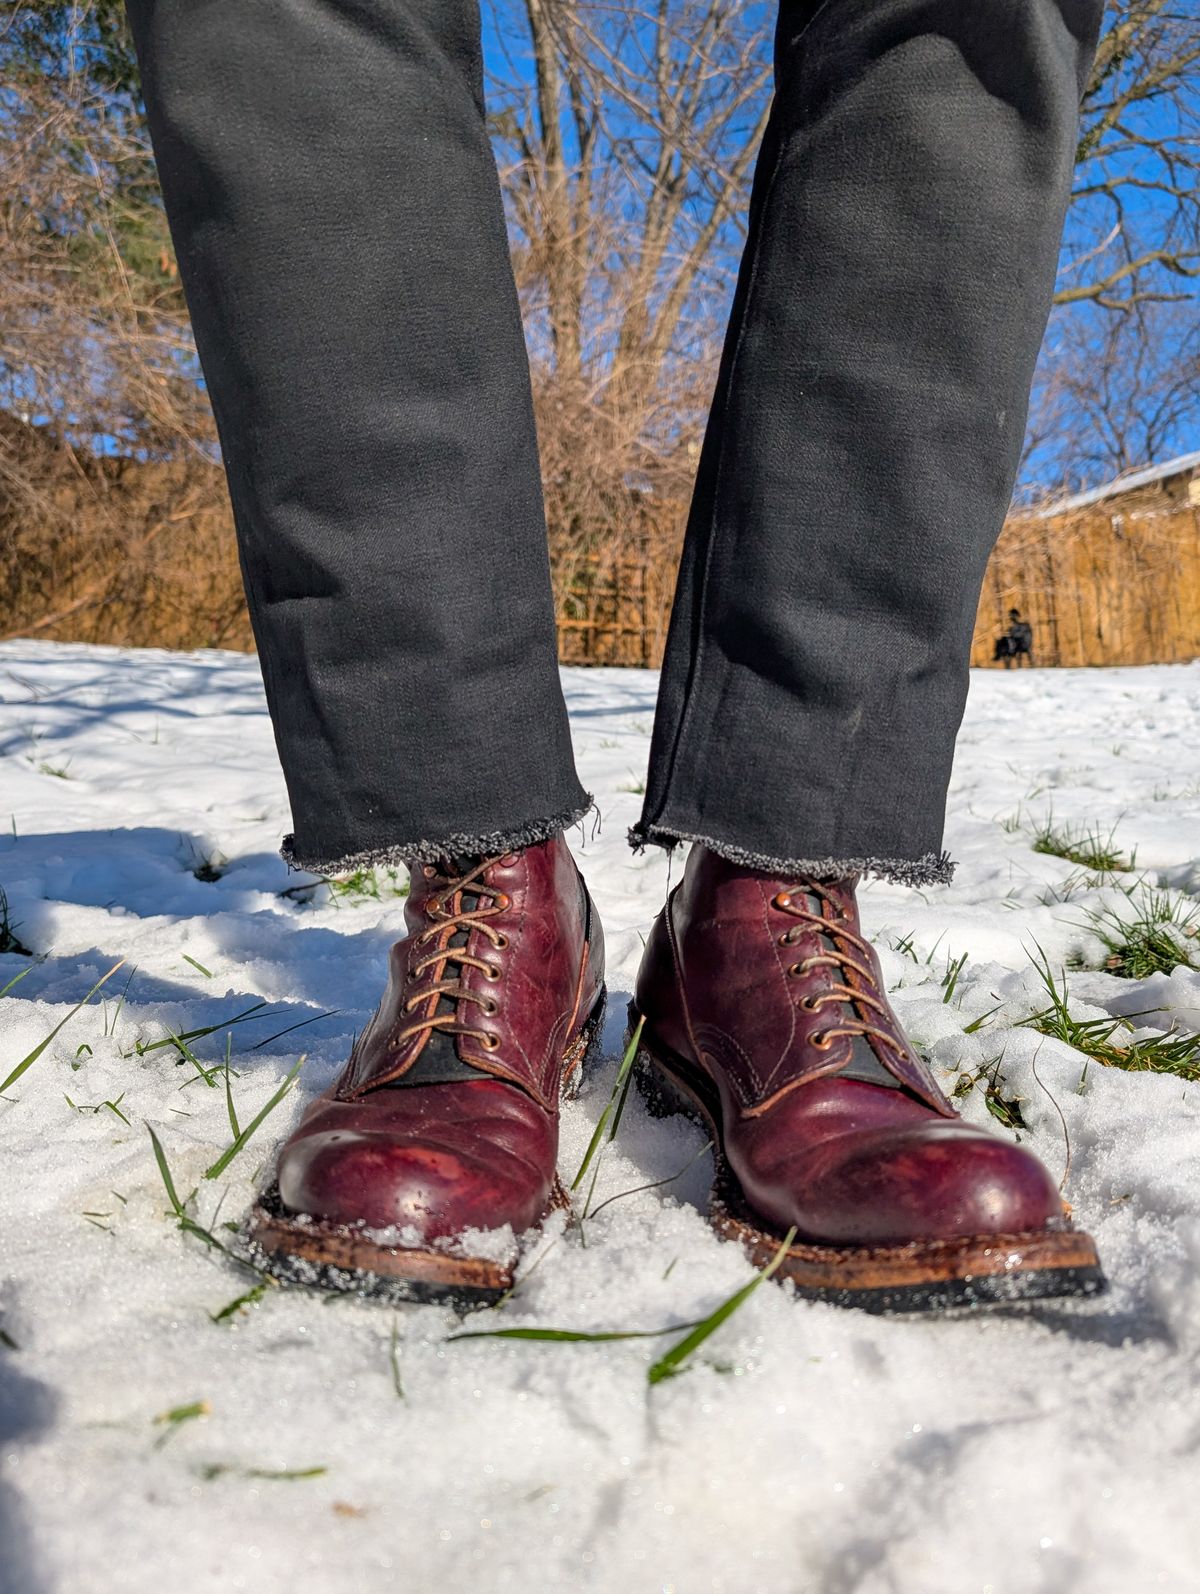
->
248, 836, 605, 1304
632, 846, 1103, 1312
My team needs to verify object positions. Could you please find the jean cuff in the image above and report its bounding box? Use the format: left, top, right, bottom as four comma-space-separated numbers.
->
282, 798, 595, 875
627, 821, 955, 888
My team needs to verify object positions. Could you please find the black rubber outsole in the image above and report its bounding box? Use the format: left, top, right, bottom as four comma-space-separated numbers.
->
753, 1259, 1109, 1316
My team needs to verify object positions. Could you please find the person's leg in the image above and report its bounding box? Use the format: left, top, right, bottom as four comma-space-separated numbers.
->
126, 0, 588, 872
631, 0, 1107, 1310
127, 0, 604, 1303
635, 0, 1103, 884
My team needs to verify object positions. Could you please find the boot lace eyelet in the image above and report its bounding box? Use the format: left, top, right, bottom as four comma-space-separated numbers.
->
422, 864, 436, 879
798, 994, 818, 1010
485, 964, 501, 980
482, 1033, 500, 1050
811, 1029, 832, 1049
484, 999, 498, 1015
494, 934, 509, 949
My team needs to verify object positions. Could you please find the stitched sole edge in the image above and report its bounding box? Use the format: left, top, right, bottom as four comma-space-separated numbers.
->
241, 986, 608, 1311
627, 1003, 1107, 1316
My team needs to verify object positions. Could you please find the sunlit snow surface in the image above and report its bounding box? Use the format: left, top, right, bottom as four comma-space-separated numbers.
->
2, 641, 1199, 1594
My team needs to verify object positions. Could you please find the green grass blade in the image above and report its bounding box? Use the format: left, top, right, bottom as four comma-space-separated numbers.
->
489, 1237, 560, 1310
245, 1466, 327, 1481
963, 1003, 1004, 1035
579, 1161, 602, 1232
147, 1121, 270, 1273
210, 1282, 271, 1323
182, 955, 213, 978
152, 1398, 210, 1448
448, 1321, 702, 1345
942, 952, 968, 1004
172, 1033, 218, 1087
203, 1056, 304, 1181
223, 1053, 241, 1141
154, 1399, 209, 1427
108, 964, 137, 1036
134, 1002, 274, 1056
180, 1212, 246, 1262
1, 959, 125, 1093
608, 1018, 646, 1141
0, 964, 36, 1002
250, 1009, 339, 1051
389, 1319, 405, 1399
586, 1139, 713, 1221
146, 1122, 186, 1217
197, 1461, 328, 1481
571, 1017, 644, 1190
647, 1226, 798, 1387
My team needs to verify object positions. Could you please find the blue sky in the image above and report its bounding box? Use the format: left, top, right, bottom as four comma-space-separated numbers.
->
477, 4, 1197, 491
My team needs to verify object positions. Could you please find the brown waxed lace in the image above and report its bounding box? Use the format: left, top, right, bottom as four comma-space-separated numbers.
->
394, 857, 511, 1054
773, 882, 906, 1060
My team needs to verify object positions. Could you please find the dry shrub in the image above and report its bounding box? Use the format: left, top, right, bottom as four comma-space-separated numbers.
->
1, 1, 758, 657
0, 414, 248, 649
4, 3, 1200, 669
0, 22, 246, 648
533, 361, 708, 666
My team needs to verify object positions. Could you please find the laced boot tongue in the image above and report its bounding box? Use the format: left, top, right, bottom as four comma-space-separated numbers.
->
443, 852, 487, 878
839, 1036, 902, 1090
391, 853, 498, 1087
797, 880, 901, 1092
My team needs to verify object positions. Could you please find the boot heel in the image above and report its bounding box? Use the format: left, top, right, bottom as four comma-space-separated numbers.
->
561, 984, 607, 1101
624, 1005, 709, 1130
578, 984, 608, 1081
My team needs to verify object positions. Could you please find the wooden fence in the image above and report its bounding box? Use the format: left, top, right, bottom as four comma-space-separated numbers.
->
555, 551, 678, 667
554, 506, 1200, 670
5, 414, 1195, 669
969, 504, 1200, 668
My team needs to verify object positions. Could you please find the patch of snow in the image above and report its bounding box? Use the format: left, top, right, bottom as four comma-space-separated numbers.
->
1, 643, 1199, 1592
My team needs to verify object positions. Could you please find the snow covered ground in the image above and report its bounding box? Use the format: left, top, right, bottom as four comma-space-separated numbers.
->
2, 640, 1199, 1594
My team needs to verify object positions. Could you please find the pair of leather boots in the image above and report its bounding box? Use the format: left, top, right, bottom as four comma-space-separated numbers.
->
248, 836, 1102, 1313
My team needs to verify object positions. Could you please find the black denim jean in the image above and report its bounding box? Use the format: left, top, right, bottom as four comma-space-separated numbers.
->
126, 0, 1102, 883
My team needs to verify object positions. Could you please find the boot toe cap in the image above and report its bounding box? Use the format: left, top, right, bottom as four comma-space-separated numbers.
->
749, 1122, 1064, 1246
861, 1125, 1065, 1241
277, 1129, 547, 1241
